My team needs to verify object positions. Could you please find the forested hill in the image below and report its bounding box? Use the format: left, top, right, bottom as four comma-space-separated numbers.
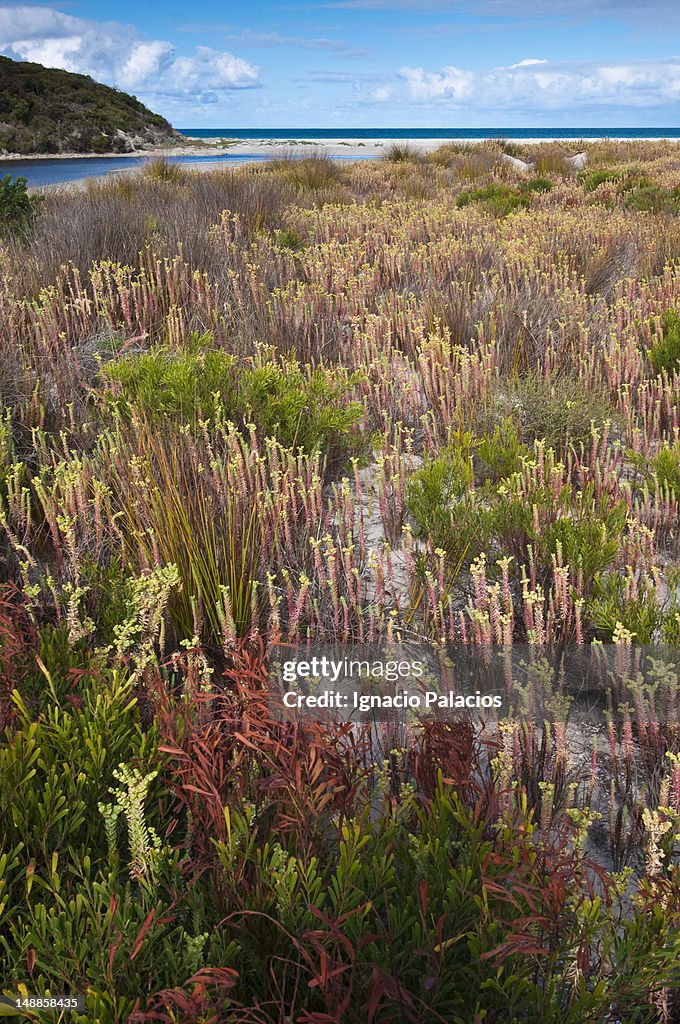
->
0, 55, 182, 155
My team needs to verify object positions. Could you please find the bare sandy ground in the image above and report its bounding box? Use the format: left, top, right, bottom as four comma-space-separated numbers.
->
6, 134, 674, 164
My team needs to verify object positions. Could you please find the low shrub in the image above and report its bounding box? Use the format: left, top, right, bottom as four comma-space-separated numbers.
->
101, 338, 237, 425
407, 433, 493, 580
456, 182, 530, 217
272, 227, 306, 251
520, 176, 554, 194
624, 185, 678, 214
382, 142, 422, 163
647, 308, 680, 375
0, 174, 42, 237
581, 168, 622, 191
238, 357, 366, 473
101, 341, 367, 473
588, 571, 665, 642
269, 151, 343, 191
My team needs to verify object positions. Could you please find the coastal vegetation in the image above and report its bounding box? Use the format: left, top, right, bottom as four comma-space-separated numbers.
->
1, 139, 680, 1021
0, 56, 179, 155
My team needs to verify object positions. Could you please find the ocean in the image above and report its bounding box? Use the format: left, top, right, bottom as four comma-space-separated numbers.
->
181, 127, 680, 140
2, 127, 679, 188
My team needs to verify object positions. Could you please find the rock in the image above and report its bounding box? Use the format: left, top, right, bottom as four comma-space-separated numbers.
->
566, 151, 587, 170
500, 153, 534, 173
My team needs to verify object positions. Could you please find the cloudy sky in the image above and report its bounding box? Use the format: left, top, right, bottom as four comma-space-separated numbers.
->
1, 1, 679, 128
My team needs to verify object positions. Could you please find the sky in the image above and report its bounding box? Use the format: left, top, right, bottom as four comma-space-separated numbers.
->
0, 1, 679, 128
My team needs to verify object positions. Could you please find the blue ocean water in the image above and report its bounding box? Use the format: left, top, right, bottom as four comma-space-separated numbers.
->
2, 128, 678, 187
181, 127, 680, 140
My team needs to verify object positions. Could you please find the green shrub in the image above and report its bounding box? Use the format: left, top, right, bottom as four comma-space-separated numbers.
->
628, 438, 680, 502
102, 343, 366, 475
0, 174, 42, 237
272, 227, 306, 251
101, 339, 237, 425
456, 182, 530, 217
407, 433, 493, 579
588, 571, 663, 642
624, 185, 678, 214
239, 358, 365, 472
475, 417, 528, 483
648, 309, 680, 375
581, 168, 622, 191
538, 492, 628, 589
651, 441, 680, 500
520, 176, 554, 194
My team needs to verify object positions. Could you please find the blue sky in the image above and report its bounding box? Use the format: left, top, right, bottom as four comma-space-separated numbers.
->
0, 1, 679, 127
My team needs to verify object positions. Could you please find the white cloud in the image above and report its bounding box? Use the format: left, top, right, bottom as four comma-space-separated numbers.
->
370, 85, 393, 102
0, 5, 260, 102
509, 59, 548, 68
400, 65, 474, 102
398, 57, 680, 109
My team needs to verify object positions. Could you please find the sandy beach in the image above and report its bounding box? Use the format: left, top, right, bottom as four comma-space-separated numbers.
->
5, 134, 674, 164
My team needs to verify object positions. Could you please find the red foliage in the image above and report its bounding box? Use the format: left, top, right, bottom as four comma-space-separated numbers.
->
0, 582, 38, 732
153, 638, 372, 872
479, 816, 610, 966
409, 720, 476, 797
128, 966, 238, 1023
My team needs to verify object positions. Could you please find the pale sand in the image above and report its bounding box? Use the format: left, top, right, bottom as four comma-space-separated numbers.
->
7, 134, 676, 164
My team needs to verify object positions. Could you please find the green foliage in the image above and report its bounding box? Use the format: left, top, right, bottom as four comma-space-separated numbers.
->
648, 308, 680, 375
539, 491, 628, 586
101, 340, 237, 425
627, 438, 680, 521
581, 168, 622, 191
0, 410, 13, 483
456, 182, 531, 217
272, 227, 306, 251
408, 427, 626, 610
476, 417, 528, 482
0, 54, 177, 155
407, 431, 491, 579
520, 176, 554, 194
0, 175, 42, 237
239, 357, 366, 472
102, 343, 366, 473
651, 441, 680, 500
588, 572, 664, 642
407, 423, 526, 582
624, 185, 678, 214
